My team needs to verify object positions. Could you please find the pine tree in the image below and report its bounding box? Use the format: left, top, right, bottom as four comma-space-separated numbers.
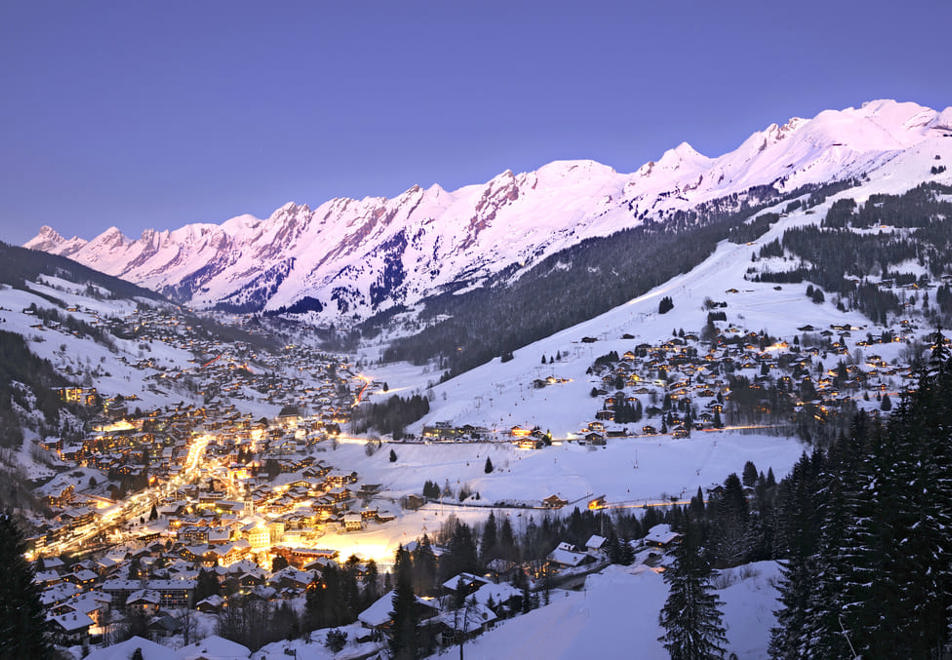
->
389, 545, 419, 660
411, 534, 437, 596
481, 512, 498, 563
195, 567, 221, 602
484, 456, 494, 473
799, 434, 859, 659
769, 452, 824, 659
0, 513, 51, 657
499, 515, 517, 561
619, 538, 635, 566
742, 461, 758, 488
713, 472, 750, 566
658, 520, 728, 659
440, 522, 479, 582
362, 559, 380, 608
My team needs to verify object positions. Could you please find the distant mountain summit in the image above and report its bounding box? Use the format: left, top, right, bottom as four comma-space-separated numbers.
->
26, 100, 952, 322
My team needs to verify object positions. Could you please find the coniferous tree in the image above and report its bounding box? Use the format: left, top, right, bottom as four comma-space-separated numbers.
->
769, 451, 824, 659
411, 534, 437, 596
799, 431, 861, 659
389, 545, 419, 660
363, 559, 380, 608
484, 456, 494, 473
742, 461, 758, 488
481, 512, 498, 563
713, 472, 750, 566
440, 522, 479, 582
499, 515, 517, 561
195, 567, 221, 602
658, 520, 728, 660
0, 513, 51, 658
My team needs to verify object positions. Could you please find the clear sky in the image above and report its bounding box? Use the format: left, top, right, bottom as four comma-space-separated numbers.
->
1, 0, 949, 245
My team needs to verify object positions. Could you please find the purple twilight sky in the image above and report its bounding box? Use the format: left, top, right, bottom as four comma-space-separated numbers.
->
1, 0, 950, 245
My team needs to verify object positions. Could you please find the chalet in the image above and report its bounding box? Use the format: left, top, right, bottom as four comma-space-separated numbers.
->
63, 569, 98, 588
422, 422, 463, 442
274, 546, 339, 570
126, 589, 161, 616
515, 437, 544, 450
643, 524, 682, 549
358, 590, 439, 635
431, 603, 498, 644
547, 542, 597, 570
53, 386, 98, 407
585, 534, 608, 553
147, 612, 182, 639
441, 572, 491, 600
541, 494, 568, 509
195, 594, 224, 613
48, 611, 94, 646
63, 592, 111, 630
471, 581, 524, 615
270, 567, 312, 591
41, 582, 81, 608
343, 513, 363, 531
484, 558, 520, 583
509, 425, 534, 438
583, 432, 606, 446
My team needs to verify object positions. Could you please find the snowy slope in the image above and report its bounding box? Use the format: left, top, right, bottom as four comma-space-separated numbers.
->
362, 124, 951, 439
26, 100, 952, 323
454, 561, 782, 660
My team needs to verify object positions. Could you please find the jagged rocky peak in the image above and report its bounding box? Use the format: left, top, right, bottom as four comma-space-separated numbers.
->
22, 99, 952, 322
25, 225, 64, 249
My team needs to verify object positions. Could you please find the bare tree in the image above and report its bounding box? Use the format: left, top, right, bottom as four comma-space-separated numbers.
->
178, 607, 196, 647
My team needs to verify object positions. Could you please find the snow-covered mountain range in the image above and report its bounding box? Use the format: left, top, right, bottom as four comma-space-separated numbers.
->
26, 100, 952, 322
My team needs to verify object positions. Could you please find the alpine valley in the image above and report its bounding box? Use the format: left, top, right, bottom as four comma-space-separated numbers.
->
6, 98, 952, 659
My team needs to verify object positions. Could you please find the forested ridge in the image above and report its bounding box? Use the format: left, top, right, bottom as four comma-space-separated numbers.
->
0, 241, 162, 302
754, 182, 952, 324
379, 180, 857, 376
651, 330, 952, 658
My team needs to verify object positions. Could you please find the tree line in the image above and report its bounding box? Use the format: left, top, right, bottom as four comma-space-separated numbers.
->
350, 394, 430, 439
379, 180, 857, 377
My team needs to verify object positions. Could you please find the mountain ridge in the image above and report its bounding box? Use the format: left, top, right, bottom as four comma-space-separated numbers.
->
26, 99, 952, 322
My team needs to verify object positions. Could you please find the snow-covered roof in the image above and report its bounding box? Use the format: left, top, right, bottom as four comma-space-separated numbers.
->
547, 547, 589, 567
33, 570, 60, 584
71, 569, 98, 581
644, 524, 681, 546
84, 636, 179, 660
441, 572, 490, 591
41, 582, 80, 606
179, 634, 251, 659
65, 592, 111, 615
585, 534, 607, 549
433, 603, 497, 633
48, 611, 94, 632
126, 589, 160, 605
471, 581, 523, 607
358, 590, 437, 628
196, 594, 225, 608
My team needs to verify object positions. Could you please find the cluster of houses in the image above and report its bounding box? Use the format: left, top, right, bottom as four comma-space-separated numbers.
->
578, 320, 927, 443
354, 522, 683, 651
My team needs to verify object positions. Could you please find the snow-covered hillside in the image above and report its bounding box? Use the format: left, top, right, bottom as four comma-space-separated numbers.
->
455, 562, 782, 660
26, 100, 952, 323
356, 119, 951, 435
